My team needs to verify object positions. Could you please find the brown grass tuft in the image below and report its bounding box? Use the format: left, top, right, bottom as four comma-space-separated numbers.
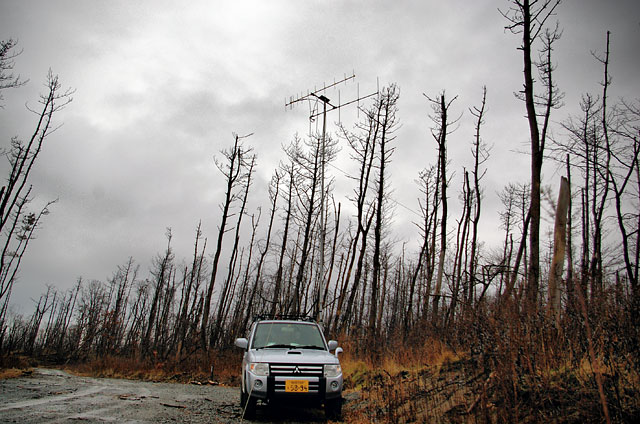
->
0, 368, 29, 379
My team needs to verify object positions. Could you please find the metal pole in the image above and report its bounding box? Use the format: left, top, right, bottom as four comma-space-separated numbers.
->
319, 97, 327, 321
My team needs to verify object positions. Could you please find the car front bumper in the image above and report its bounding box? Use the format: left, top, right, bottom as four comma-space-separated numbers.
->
245, 371, 343, 401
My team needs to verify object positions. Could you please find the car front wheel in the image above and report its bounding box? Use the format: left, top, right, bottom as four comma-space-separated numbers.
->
240, 380, 257, 419
325, 397, 342, 420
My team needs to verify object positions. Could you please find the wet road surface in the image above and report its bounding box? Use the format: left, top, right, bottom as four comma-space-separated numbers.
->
0, 368, 329, 423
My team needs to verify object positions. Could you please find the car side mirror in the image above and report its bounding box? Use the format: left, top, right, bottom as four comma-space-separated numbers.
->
335, 347, 343, 358
235, 338, 248, 349
327, 340, 338, 351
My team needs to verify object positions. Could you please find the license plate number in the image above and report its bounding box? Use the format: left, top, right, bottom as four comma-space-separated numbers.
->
285, 380, 309, 393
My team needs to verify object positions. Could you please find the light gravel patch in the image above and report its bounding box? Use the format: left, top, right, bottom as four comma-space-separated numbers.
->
0, 368, 329, 423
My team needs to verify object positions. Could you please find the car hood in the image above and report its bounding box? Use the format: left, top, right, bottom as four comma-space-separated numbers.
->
247, 348, 339, 365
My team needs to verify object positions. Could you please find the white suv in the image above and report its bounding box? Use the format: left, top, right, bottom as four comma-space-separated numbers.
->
235, 316, 343, 419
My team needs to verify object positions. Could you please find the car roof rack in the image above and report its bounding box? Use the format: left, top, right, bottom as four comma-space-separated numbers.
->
253, 314, 316, 322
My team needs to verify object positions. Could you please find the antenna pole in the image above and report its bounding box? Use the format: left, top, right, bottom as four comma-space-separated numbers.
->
286, 74, 378, 322
319, 97, 327, 323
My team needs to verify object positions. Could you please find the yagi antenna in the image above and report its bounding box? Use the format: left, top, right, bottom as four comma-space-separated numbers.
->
285, 72, 378, 126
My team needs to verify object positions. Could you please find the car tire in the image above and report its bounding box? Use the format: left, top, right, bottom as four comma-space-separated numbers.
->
325, 397, 342, 420
240, 384, 257, 419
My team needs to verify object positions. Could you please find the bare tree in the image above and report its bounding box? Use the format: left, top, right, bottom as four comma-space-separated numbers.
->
0, 39, 27, 106
100, 258, 137, 354
502, 0, 563, 311
448, 170, 472, 330
405, 165, 439, 334
610, 98, 640, 299
200, 133, 252, 350
48, 279, 81, 356
142, 229, 174, 356
320, 198, 341, 326
589, 31, 613, 302
175, 222, 207, 358
467, 87, 490, 310
425, 92, 458, 326
211, 152, 256, 346
369, 84, 400, 342
241, 171, 281, 329
556, 94, 601, 304
272, 157, 296, 316
288, 132, 337, 316
0, 67, 73, 328
336, 86, 390, 333
498, 182, 531, 306
76, 280, 108, 358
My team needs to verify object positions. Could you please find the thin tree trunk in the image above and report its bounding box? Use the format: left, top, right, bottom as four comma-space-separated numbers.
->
548, 176, 570, 325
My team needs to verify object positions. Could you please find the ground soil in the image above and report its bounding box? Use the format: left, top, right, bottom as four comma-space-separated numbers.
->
0, 368, 333, 423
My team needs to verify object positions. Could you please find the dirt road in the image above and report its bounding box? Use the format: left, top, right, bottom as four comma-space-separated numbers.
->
0, 368, 328, 423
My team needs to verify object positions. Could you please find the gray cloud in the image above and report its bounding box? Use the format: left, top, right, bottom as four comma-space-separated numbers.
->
1, 0, 639, 312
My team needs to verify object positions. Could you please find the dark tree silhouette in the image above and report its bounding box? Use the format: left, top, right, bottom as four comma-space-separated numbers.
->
502, 0, 563, 311
0, 44, 73, 330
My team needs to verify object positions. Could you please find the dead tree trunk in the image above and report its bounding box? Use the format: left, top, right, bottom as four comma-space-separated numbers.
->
290, 136, 321, 315
211, 153, 255, 346
468, 86, 489, 310
404, 165, 438, 335
548, 176, 570, 325
200, 133, 251, 350
426, 92, 457, 327
176, 222, 206, 358
503, 0, 562, 313
243, 171, 280, 328
565, 155, 576, 316
142, 230, 173, 356
272, 160, 296, 316
369, 85, 399, 343
449, 171, 472, 330
0, 69, 72, 326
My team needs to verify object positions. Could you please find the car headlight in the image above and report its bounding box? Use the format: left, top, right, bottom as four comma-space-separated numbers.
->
324, 364, 341, 378
249, 362, 269, 376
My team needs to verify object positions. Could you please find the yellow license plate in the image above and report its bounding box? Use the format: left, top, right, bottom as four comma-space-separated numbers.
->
285, 380, 309, 393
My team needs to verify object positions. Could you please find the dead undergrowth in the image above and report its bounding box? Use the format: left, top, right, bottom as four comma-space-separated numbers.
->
4, 311, 640, 423
60, 349, 242, 386
342, 354, 640, 423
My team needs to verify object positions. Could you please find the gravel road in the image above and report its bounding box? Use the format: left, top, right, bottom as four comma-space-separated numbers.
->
0, 368, 329, 423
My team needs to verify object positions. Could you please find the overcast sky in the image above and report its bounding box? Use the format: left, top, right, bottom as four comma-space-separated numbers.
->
1, 0, 639, 314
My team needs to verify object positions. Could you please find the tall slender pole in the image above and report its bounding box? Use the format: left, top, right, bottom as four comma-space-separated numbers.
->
285, 75, 377, 322
318, 97, 328, 321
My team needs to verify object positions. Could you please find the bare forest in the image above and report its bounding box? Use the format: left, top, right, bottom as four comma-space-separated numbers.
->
1, 1, 639, 422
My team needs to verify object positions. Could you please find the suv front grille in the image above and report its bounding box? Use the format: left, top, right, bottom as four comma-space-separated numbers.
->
270, 363, 324, 377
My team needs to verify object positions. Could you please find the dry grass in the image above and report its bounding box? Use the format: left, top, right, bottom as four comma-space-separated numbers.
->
0, 367, 30, 379
64, 350, 242, 385
0, 354, 33, 368
340, 337, 462, 372
0, 354, 37, 379
336, 332, 640, 424
337, 338, 477, 423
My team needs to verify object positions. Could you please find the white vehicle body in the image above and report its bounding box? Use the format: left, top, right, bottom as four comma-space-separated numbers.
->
235, 318, 343, 419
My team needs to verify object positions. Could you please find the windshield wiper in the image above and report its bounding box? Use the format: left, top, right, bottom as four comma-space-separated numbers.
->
262, 344, 296, 349
254, 344, 325, 350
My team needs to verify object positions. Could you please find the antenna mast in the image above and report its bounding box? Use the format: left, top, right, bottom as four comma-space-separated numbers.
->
285, 73, 378, 322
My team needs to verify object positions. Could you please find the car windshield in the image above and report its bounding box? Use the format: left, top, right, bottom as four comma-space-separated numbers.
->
251, 322, 326, 350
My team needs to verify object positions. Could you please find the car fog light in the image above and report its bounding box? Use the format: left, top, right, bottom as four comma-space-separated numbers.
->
331, 381, 339, 390
254, 380, 263, 389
